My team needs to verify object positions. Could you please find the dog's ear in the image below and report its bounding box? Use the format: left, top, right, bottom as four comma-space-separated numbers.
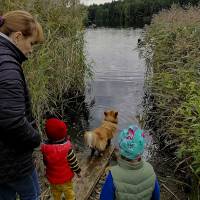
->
115, 112, 118, 118
104, 111, 107, 116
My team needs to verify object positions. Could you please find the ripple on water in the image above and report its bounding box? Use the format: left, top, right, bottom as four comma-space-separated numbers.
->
71, 28, 151, 159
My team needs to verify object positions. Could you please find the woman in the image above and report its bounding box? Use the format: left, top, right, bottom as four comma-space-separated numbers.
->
0, 10, 44, 199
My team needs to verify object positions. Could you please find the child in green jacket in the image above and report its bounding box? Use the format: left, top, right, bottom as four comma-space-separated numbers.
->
100, 125, 160, 200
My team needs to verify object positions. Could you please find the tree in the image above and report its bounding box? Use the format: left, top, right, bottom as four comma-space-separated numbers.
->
85, 0, 200, 27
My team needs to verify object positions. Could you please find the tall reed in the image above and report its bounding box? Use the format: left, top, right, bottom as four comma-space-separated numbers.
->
0, 0, 91, 130
143, 5, 200, 197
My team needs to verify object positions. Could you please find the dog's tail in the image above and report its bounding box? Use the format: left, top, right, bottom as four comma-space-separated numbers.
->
84, 131, 94, 148
84, 131, 107, 152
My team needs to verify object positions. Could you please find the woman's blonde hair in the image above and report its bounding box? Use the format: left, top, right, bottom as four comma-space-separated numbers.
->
0, 10, 44, 43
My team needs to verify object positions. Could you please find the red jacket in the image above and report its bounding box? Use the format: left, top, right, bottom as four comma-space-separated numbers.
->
41, 141, 74, 184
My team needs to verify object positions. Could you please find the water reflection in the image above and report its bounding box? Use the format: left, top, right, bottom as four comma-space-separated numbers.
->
67, 28, 151, 158
85, 28, 145, 131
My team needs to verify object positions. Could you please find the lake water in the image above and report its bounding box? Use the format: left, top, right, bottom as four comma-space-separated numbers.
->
85, 28, 145, 132
70, 28, 151, 158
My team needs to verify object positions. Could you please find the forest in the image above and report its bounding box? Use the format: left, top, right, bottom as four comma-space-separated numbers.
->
86, 0, 200, 27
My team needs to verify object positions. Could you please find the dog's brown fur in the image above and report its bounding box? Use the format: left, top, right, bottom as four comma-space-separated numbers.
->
84, 110, 118, 156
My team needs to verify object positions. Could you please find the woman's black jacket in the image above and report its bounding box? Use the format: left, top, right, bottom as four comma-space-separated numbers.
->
0, 35, 41, 183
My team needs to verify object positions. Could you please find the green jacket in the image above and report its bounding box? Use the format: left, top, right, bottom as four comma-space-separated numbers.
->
111, 158, 156, 200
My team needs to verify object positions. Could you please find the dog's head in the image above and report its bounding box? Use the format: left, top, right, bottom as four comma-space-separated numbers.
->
104, 110, 118, 124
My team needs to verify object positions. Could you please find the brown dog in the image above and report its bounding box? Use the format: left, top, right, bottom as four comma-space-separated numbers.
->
84, 110, 118, 156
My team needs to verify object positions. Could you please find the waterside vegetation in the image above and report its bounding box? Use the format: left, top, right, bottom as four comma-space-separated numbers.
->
0, 0, 90, 130
85, 0, 200, 27
143, 5, 200, 198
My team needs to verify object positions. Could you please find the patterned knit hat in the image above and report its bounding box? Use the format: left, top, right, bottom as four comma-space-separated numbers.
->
45, 118, 68, 141
118, 125, 145, 160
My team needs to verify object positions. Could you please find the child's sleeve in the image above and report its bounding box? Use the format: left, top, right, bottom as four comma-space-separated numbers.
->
100, 171, 115, 200
67, 149, 81, 174
151, 178, 160, 200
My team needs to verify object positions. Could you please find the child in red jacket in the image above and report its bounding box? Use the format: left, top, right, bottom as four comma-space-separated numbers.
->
41, 118, 81, 200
